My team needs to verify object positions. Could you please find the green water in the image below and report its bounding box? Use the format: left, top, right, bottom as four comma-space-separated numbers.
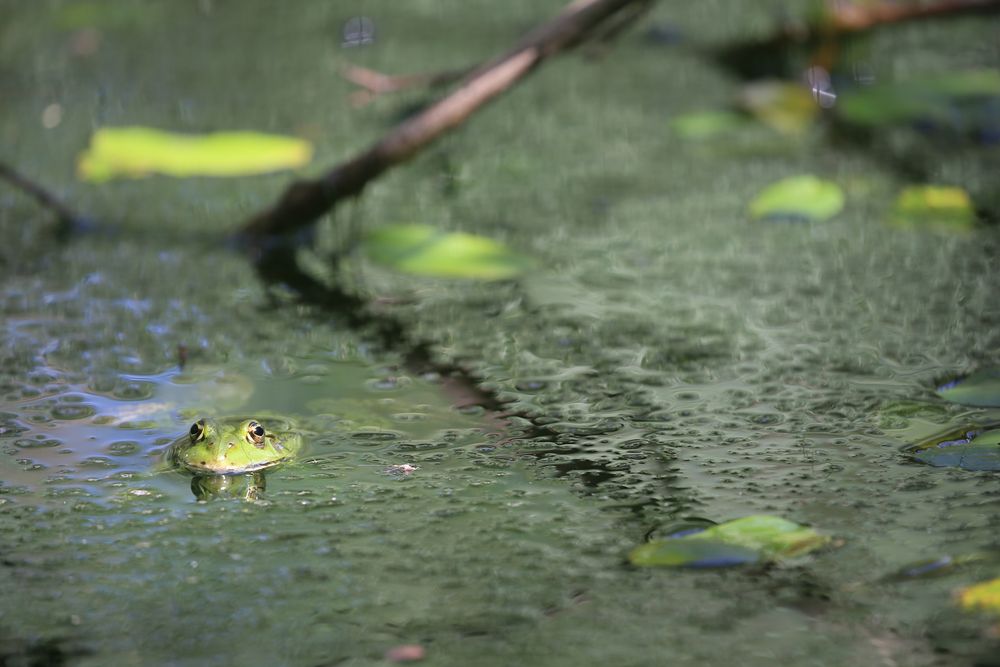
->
2, 1, 1000, 665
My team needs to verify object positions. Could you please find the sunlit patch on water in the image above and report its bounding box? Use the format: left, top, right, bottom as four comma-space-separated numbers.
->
0, 356, 495, 506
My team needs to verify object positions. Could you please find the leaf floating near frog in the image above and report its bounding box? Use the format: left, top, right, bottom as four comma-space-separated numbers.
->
629, 514, 830, 568
362, 224, 532, 280
906, 424, 1000, 472
78, 127, 313, 182
749, 175, 844, 223
937, 369, 1000, 408
889, 185, 976, 233
629, 538, 761, 568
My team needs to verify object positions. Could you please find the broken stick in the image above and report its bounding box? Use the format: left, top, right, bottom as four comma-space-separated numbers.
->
239, 0, 649, 242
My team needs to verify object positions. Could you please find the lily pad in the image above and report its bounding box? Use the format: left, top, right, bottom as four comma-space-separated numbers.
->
671, 110, 746, 140
937, 369, 1000, 407
362, 224, 532, 280
749, 175, 845, 222
838, 69, 1000, 128
629, 514, 829, 568
907, 424, 1000, 471
78, 127, 313, 182
890, 185, 976, 232
958, 577, 1000, 616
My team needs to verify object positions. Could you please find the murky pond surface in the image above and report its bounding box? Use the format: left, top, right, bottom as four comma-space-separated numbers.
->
2, 1, 1000, 665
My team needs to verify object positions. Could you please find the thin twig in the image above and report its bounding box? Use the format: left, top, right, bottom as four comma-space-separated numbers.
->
239, 0, 649, 241
0, 161, 83, 227
342, 64, 471, 107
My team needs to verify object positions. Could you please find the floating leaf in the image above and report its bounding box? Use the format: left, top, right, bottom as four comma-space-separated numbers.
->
363, 224, 531, 280
78, 127, 313, 182
629, 538, 761, 568
629, 514, 829, 568
907, 424, 1000, 471
838, 70, 1000, 128
958, 577, 1000, 615
749, 175, 845, 222
937, 369, 1000, 407
671, 110, 746, 140
881, 553, 994, 582
739, 80, 818, 135
687, 515, 829, 558
889, 185, 976, 232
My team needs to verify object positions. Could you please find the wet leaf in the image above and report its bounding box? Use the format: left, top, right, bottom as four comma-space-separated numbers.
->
749, 175, 845, 222
629, 538, 761, 568
937, 369, 1000, 407
908, 424, 1000, 471
739, 81, 818, 135
838, 70, 1000, 128
881, 553, 994, 582
687, 514, 829, 558
78, 127, 313, 182
671, 110, 746, 140
629, 515, 828, 568
889, 185, 976, 232
958, 577, 1000, 615
362, 224, 532, 280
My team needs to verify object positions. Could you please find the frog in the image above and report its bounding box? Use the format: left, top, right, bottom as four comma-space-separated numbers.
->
167, 416, 303, 475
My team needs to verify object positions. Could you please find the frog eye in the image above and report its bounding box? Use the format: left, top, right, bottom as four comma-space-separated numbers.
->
246, 421, 266, 447
189, 420, 206, 443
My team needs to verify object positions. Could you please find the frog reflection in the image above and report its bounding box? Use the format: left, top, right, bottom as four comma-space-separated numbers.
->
190, 472, 266, 501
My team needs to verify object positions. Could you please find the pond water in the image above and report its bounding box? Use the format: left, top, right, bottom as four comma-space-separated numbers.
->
2, 1, 1000, 666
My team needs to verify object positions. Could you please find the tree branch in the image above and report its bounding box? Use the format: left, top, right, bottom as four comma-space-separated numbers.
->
238, 0, 649, 242
0, 161, 85, 228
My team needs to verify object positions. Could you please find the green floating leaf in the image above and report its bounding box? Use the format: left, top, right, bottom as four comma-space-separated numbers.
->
629, 514, 829, 568
937, 369, 1000, 407
687, 515, 829, 558
78, 127, 313, 182
629, 538, 761, 568
671, 110, 747, 140
739, 80, 818, 136
890, 185, 976, 232
749, 175, 845, 222
363, 224, 532, 281
838, 69, 1000, 128
908, 424, 1000, 471
959, 577, 1000, 616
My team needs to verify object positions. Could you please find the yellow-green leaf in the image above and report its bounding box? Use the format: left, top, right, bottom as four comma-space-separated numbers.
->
629, 514, 830, 568
686, 515, 830, 559
889, 185, 976, 232
739, 81, 818, 136
749, 175, 845, 222
78, 127, 313, 182
362, 224, 532, 281
958, 577, 1000, 615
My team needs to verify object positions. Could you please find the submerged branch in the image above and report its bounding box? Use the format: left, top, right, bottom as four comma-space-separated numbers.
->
342, 64, 471, 107
239, 0, 650, 242
0, 161, 85, 229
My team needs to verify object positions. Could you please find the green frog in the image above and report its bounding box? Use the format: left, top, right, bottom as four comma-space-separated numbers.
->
167, 417, 303, 475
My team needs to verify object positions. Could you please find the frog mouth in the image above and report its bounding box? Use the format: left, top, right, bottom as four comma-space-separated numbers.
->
178, 454, 291, 476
